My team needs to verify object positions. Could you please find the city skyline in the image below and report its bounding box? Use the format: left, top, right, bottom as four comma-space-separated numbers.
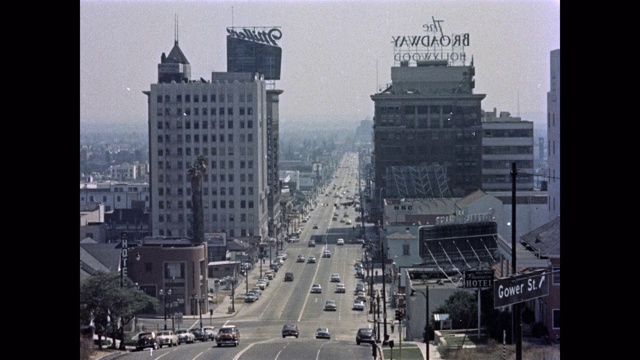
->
80, 0, 560, 129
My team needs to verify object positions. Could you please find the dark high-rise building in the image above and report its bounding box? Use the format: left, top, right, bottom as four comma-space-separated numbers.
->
371, 60, 485, 201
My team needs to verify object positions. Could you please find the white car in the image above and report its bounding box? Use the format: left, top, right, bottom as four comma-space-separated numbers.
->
335, 283, 346, 293
337, 238, 345, 245
330, 273, 341, 282
352, 300, 365, 311
311, 284, 322, 293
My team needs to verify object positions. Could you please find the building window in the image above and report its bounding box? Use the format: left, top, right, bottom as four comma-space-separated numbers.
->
552, 309, 560, 329
402, 244, 410, 256
552, 265, 560, 285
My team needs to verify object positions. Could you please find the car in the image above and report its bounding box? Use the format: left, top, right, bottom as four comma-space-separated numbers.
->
309, 239, 316, 247
355, 282, 366, 293
313, 224, 319, 229
284, 272, 294, 281
259, 277, 270, 286
315, 327, 331, 339
282, 324, 299, 338
340, 218, 345, 223
202, 326, 216, 341
346, 219, 352, 225
265, 271, 275, 280
136, 331, 158, 351
330, 273, 341, 282
324, 300, 337, 311
156, 330, 178, 348
335, 283, 346, 293
247, 289, 261, 299
256, 281, 267, 290
356, 268, 365, 278
190, 328, 205, 342
296, 254, 305, 262
337, 238, 345, 245
244, 293, 258, 302
356, 292, 368, 303
175, 329, 195, 344
216, 325, 240, 347
352, 300, 365, 311
308, 255, 317, 263
356, 327, 376, 345
311, 284, 322, 293
323, 250, 331, 258
250, 287, 263, 296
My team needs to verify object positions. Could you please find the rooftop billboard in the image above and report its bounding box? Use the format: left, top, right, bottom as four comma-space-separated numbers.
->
226, 27, 282, 80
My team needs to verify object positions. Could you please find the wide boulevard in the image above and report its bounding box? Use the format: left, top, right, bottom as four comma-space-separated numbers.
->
120, 153, 380, 360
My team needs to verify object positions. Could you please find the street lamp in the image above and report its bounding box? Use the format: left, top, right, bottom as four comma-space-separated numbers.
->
158, 287, 172, 330
410, 286, 430, 360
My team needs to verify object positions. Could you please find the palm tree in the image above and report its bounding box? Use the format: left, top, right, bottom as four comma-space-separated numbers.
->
188, 155, 207, 244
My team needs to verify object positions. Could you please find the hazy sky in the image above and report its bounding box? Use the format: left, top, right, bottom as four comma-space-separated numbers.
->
80, 0, 560, 129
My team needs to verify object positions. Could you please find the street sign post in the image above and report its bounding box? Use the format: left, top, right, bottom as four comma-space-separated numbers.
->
493, 270, 548, 308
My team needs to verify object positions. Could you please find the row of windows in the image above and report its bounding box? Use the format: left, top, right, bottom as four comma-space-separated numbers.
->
157, 173, 255, 183
482, 174, 533, 183
157, 119, 254, 130
483, 160, 533, 169
158, 199, 256, 210
376, 144, 480, 156
157, 160, 254, 170
157, 227, 253, 238
157, 107, 254, 117
158, 185, 255, 196
158, 212, 255, 223
483, 129, 533, 137
157, 93, 253, 103
157, 133, 254, 143
158, 146, 254, 157
483, 146, 533, 155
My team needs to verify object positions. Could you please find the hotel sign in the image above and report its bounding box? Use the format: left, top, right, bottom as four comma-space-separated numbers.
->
393, 17, 469, 65
464, 269, 494, 288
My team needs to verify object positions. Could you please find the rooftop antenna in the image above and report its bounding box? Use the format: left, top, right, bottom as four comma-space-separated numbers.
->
517, 90, 520, 117
174, 14, 179, 45
232, 6, 234, 28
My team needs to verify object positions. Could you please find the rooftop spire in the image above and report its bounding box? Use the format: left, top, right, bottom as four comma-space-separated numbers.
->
174, 14, 179, 45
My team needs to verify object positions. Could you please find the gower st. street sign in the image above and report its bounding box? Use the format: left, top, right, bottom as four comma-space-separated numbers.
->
493, 270, 549, 308
463, 269, 494, 288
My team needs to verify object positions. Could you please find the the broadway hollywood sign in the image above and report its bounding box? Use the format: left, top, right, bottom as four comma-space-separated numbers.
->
392, 16, 469, 65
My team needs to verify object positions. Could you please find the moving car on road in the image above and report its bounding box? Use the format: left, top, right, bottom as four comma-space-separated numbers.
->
175, 329, 195, 344
352, 300, 365, 311
356, 327, 376, 345
311, 284, 322, 293
330, 273, 341, 282
216, 325, 240, 347
282, 324, 300, 338
308, 255, 317, 263
315, 327, 331, 339
156, 330, 178, 348
202, 326, 216, 341
296, 254, 305, 262
136, 331, 158, 351
324, 300, 337, 311
335, 283, 346, 293
284, 272, 294, 281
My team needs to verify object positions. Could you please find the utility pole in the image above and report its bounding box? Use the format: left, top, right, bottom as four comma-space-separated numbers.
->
381, 235, 388, 344
511, 162, 521, 360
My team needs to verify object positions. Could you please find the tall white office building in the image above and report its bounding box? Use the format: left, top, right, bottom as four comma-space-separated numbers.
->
145, 39, 270, 238
547, 49, 560, 220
